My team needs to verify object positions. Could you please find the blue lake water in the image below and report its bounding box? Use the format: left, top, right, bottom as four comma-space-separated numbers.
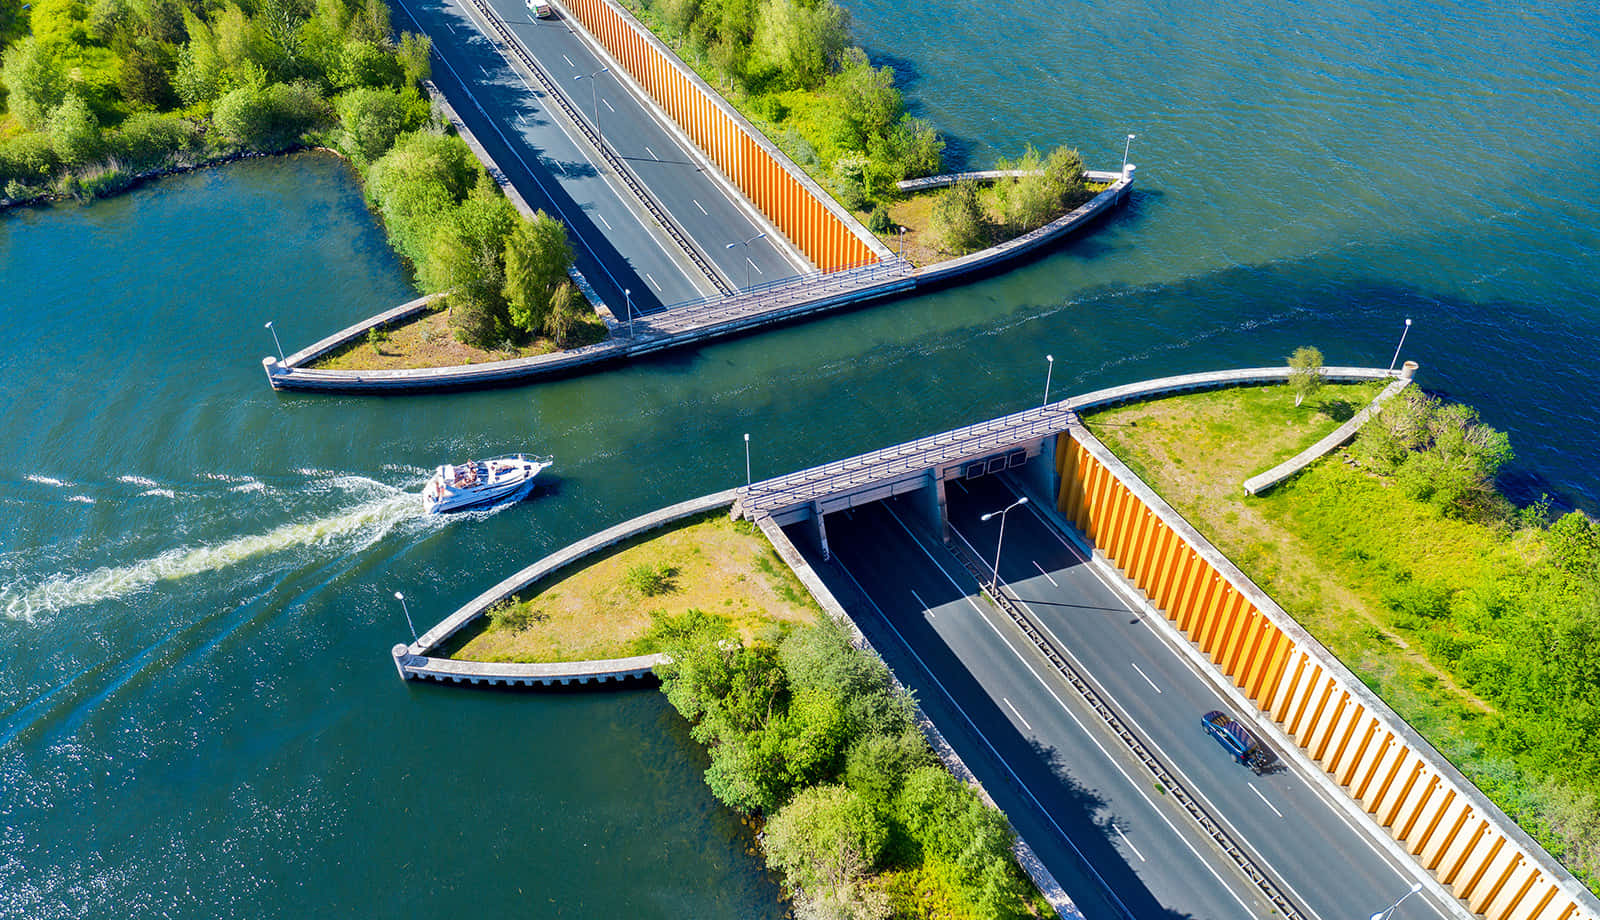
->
1, 0, 1597, 914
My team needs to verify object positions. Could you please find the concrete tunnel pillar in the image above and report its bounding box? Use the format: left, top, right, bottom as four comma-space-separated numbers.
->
905, 469, 949, 541
1011, 433, 1060, 506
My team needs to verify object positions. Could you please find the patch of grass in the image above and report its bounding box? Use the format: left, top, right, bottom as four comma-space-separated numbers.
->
1085, 382, 1600, 892
451, 511, 821, 664
311, 306, 608, 371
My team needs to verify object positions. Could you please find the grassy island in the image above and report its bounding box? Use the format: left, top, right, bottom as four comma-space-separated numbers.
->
450, 511, 820, 664
1085, 381, 1600, 892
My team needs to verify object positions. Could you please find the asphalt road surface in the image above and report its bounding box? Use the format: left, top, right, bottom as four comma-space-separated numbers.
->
393, 0, 806, 315
806, 478, 1456, 920
484, 0, 807, 287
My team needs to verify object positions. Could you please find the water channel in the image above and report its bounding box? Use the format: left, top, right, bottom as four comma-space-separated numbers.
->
1, 0, 1596, 915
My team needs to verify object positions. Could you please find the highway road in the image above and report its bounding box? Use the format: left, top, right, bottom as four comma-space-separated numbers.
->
393, 0, 806, 316
810, 500, 1277, 920
942, 473, 1455, 920
393, 0, 699, 312
805, 479, 1459, 920
482, 0, 808, 288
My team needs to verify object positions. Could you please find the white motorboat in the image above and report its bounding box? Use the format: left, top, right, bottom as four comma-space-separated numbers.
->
422, 455, 552, 514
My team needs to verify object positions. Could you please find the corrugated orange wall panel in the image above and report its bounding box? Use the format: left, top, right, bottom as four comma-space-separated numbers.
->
1053, 433, 1594, 920
557, 0, 879, 272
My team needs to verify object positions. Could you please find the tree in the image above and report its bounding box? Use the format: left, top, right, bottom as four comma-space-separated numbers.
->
2, 37, 68, 130
337, 38, 403, 89
212, 80, 330, 150
396, 32, 431, 86
895, 766, 1027, 917
753, 0, 847, 90
542, 280, 583, 347
337, 86, 406, 163
117, 38, 177, 110
432, 178, 517, 346
47, 92, 101, 166
763, 784, 888, 895
826, 48, 900, 150
929, 178, 988, 254
502, 210, 574, 337
1288, 345, 1324, 407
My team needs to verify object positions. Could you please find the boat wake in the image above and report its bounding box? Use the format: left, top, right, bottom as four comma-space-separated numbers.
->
1, 485, 428, 622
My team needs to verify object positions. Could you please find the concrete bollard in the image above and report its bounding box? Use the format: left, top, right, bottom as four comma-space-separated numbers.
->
1400, 360, 1418, 381
392, 644, 412, 681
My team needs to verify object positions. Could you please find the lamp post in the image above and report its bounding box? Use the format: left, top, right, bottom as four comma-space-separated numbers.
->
897, 225, 906, 258
624, 288, 633, 337
1388, 317, 1413, 372
743, 433, 751, 486
1370, 882, 1424, 920
394, 591, 417, 643
265, 321, 285, 363
575, 67, 609, 150
725, 232, 767, 291
1122, 133, 1137, 172
979, 497, 1029, 593
1043, 354, 1055, 406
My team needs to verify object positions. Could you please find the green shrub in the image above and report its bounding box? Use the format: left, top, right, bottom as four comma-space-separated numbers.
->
929, 178, 988, 254
336, 85, 407, 163
212, 80, 332, 150
625, 561, 676, 597
0, 131, 61, 186
866, 203, 891, 234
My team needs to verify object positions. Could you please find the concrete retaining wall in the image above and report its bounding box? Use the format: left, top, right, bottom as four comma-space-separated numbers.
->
1243, 363, 1415, 494
1054, 411, 1600, 920
393, 488, 739, 685
896, 168, 1124, 193
264, 170, 1133, 393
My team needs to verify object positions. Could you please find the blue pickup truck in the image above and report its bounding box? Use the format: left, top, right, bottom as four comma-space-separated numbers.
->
1202, 710, 1277, 774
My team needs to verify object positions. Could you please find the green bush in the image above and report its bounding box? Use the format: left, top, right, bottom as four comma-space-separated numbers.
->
212, 80, 332, 150
929, 178, 988, 254
336, 85, 407, 163
865, 203, 891, 234
0, 131, 61, 186
624, 561, 677, 597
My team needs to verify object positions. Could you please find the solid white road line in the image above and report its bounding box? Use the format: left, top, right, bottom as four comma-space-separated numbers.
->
1131, 661, 1163, 693
827, 555, 1135, 920
1033, 560, 1059, 586
902, 509, 1261, 916
910, 588, 932, 618
1249, 782, 1285, 818
1003, 697, 1034, 732
1114, 824, 1148, 862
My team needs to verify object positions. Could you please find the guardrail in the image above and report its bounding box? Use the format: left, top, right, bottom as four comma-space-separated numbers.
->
944, 528, 1309, 920
462, 0, 732, 296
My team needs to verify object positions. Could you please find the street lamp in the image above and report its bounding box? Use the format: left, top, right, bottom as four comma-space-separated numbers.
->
1043, 354, 1055, 406
394, 591, 417, 643
979, 497, 1029, 593
743, 432, 751, 486
1388, 317, 1413, 372
265, 321, 285, 363
725, 232, 768, 291
624, 288, 633, 337
574, 67, 609, 150
897, 225, 906, 258
1122, 133, 1137, 172
1370, 882, 1424, 920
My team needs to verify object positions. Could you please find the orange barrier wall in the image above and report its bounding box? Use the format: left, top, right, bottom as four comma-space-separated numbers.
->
560, 0, 877, 272
1055, 431, 1594, 920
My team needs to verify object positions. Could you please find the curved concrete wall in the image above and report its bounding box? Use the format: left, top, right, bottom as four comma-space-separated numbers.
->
264, 172, 1133, 393
393, 488, 740, 685
1054, 415, 1599, 920
557, 0, 883, 271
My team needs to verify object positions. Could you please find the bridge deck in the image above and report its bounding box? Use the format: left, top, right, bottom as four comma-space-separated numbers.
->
736, 402, 1077, 518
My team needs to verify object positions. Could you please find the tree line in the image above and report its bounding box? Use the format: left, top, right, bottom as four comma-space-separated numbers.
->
648, 609, 1040, 919
1, 0, 585, 349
